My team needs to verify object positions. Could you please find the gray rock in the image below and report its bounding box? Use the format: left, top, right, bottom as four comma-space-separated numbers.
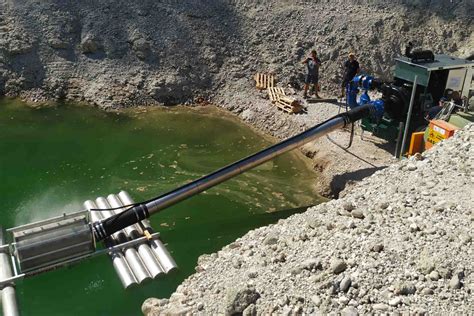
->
197, 302, 204, 311
414, 308, 428, 315
290, 266, 303, 275
264, 234, 278, 245
372, 303, 389, 311
421, 288, 434, 295
371, 243, 384, 252
291, 258, 320, 275
351, 210, 365, 219
449, 275, 462, 289
394, 282, 416, 295
330, 259, 347, 274
388, 296, 402, 306
141, 298, 168, 315
132, 38, 151, 60
339, 295, 350, 305
342, 306, 359, 316
307, 218, 320, 229
417, 255, 435, 274
310, 295, 321, 306
379, 202, 390, 209
301, 258, 322, 271
49, 39, 69, 49
460, 234, 472, 245
232, 258, 242, 269
340, 275, 352, 292
225, 286, 260, 315
81, 35, 103, 54
428, 270, 440, 281
407, 164, 417, 171
343, 202, 355, 211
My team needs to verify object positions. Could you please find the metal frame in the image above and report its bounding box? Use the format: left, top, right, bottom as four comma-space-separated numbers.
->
7, 210, 89, 234
395, 55, 474, 72
0, 232, 160, 289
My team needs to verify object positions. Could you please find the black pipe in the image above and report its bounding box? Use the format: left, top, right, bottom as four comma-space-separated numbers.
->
93, 105, 373, 241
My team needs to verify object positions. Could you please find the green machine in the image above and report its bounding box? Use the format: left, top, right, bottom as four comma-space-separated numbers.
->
359, 51, 474, 144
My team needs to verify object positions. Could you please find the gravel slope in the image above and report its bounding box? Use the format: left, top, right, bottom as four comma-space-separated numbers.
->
0, 0, 472, 107
143, 124, 473, 315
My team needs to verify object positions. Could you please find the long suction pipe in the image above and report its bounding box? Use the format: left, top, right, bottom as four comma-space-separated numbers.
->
93, 104, 378, 241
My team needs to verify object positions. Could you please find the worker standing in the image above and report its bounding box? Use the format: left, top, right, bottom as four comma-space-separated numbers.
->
302, 50, 322, 99
340, 53, 360, 99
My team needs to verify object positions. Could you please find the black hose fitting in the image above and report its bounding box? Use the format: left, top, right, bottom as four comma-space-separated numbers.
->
337, 104, 371, 125
93, 204, 149, 240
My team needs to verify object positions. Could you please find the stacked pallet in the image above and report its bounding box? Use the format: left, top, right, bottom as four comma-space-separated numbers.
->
275, 95, 304, 114
254, 73, 275, 90
267, 86, 303, 114
254, 73, 304, 114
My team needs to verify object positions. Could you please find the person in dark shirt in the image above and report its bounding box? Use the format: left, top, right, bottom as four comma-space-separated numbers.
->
340, 53, 360, 98
302, 50, 322, 99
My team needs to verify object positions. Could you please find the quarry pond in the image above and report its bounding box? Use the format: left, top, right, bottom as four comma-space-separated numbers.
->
0, 98, 323, 315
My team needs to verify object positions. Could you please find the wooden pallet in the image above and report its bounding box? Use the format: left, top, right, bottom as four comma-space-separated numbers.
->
267, 87, 286, 102
276, 95, 304, 114
254, 73, 275, 90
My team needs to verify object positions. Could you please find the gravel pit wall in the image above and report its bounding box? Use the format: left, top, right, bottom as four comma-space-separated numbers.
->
142, 123, 473, 315
0, 1, 472, 107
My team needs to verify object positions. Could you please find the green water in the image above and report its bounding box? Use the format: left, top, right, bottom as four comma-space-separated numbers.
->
0, 98, 323, 315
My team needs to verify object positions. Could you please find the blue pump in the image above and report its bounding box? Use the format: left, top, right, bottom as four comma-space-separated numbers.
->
346, 75, 385, 120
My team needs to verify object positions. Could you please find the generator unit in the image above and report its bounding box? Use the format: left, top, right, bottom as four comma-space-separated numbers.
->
359, 51, 473, 142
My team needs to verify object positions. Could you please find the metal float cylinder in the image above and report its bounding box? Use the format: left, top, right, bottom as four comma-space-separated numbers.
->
84, 201, 138, 289
94, 198, 152, 283
0, 227, 19, 316
118, 191, 177, 273
106, 195, 165, 279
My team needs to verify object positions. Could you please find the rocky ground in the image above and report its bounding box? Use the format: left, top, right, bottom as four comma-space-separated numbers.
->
143, 123, 473, 315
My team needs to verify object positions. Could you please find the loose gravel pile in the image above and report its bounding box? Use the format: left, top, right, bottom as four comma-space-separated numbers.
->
143, 124, 473, 315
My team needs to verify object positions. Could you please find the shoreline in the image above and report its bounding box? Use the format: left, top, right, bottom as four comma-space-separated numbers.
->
2, 91, 396, 199
4, 93, 375, 199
